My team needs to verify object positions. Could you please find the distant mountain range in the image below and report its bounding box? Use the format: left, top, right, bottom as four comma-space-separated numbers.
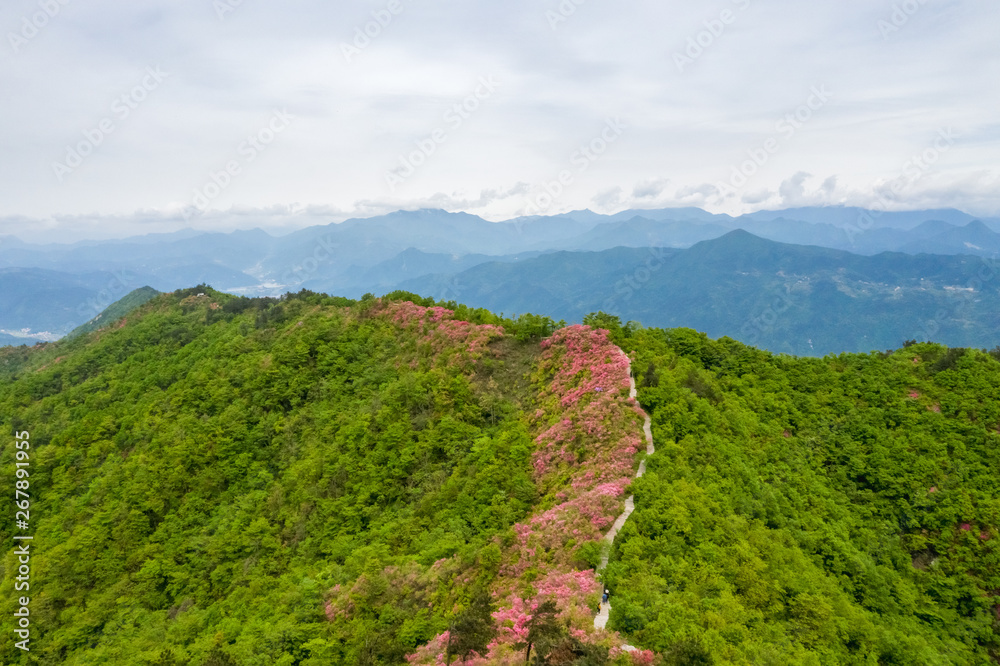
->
0, 267, 145, 343
67, 286, 160, 339
3, 206, 999, 354
401, 231, 1000, 356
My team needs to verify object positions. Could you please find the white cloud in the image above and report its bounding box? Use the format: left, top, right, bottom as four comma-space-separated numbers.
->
591, 187, 625, 211
0, 0, 998, 239
779, 172, 813, 205
632, 178, 669, 199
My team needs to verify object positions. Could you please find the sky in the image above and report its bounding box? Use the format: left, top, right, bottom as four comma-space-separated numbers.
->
1, 0, 998, 241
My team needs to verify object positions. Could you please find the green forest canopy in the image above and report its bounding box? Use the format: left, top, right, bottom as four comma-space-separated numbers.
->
0, 291, 998, 664
598, 320, 1000, 664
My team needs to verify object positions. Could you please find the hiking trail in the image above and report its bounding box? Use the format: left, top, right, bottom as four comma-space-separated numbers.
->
593, 352, 655, 649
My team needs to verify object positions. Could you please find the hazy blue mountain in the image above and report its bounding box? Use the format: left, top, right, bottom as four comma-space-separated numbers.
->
0, 333, 30, 346
0, 235, 27, 249
837, 220, 1000, 257
908, 219, 960, 238
68, 227, 208, 247
398, 232, 1000, 356
299, 248, 548, 299
140, 263, 259, 292
741, 206, 978, 230
257, 211, 481, 291
0, 268, 149, 339
604, 207, 736, 224
548, 208, 999, 256
900, 220, 1000, 255
259, 209, 618, 291
569, 216, 730, 250
398, 246, 682, 314
4, 207, 995, 288
502, 215, 597, 246
0, 229, 269, 289
507, 209, 612, 229
4, 206, 999, 342
735, 217, 849, 248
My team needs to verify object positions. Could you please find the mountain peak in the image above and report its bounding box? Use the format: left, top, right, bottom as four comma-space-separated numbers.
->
964, 219, 993, 233
682, 229, 778, 262
713, 228, 771, 245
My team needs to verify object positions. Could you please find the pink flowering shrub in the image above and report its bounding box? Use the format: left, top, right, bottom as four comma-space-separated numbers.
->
502, 480, 630, 578
514, 326, 642, 555
378, 300, 505, 363
539, 326, 632, 407
491, 570, 602, 644
531, 327, 642, 489
409, 325, 653, 663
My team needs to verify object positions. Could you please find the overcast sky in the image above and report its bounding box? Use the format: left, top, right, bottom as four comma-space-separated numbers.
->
1, 0, 998, 241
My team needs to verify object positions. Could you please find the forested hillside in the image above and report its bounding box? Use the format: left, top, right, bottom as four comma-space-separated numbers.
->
0, 289, 649, 665
599, 319, 1000, 664
2, 289, 999, 665
67, 286, 160, 338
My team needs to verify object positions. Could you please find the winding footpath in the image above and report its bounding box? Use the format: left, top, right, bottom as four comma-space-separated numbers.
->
593, 353, 655, 647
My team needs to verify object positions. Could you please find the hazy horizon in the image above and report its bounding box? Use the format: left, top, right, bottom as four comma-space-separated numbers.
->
2, 202, 999, 245
2, 0, 998, 244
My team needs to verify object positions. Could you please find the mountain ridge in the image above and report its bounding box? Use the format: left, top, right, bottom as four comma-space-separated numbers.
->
3, 206, 999, 345
2, 288, 998, 663
400, 232, 1000, 355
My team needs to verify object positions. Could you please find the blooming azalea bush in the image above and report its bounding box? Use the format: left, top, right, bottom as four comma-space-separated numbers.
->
380, 300, 505, 363
408, 325, 654, 663
502, 480, 631, 579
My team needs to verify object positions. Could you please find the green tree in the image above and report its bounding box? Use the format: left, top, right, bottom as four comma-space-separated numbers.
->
516, 599, 563, 664
642, 362, 659, 388
446, 588, 497, 663
203, 646, 238, 666
153, 648, 185, 666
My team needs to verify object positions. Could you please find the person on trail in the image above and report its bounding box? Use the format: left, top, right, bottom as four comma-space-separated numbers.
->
602, 589, 609, 605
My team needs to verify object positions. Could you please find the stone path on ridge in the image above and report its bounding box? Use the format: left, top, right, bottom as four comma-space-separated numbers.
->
593, 351, 655, 651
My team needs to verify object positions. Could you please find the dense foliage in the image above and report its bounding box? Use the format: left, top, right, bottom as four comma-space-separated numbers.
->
0, 288, 565, 664
3, 287, 999, 665
67, 286, 160, 338
599, 319, 1000, 664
